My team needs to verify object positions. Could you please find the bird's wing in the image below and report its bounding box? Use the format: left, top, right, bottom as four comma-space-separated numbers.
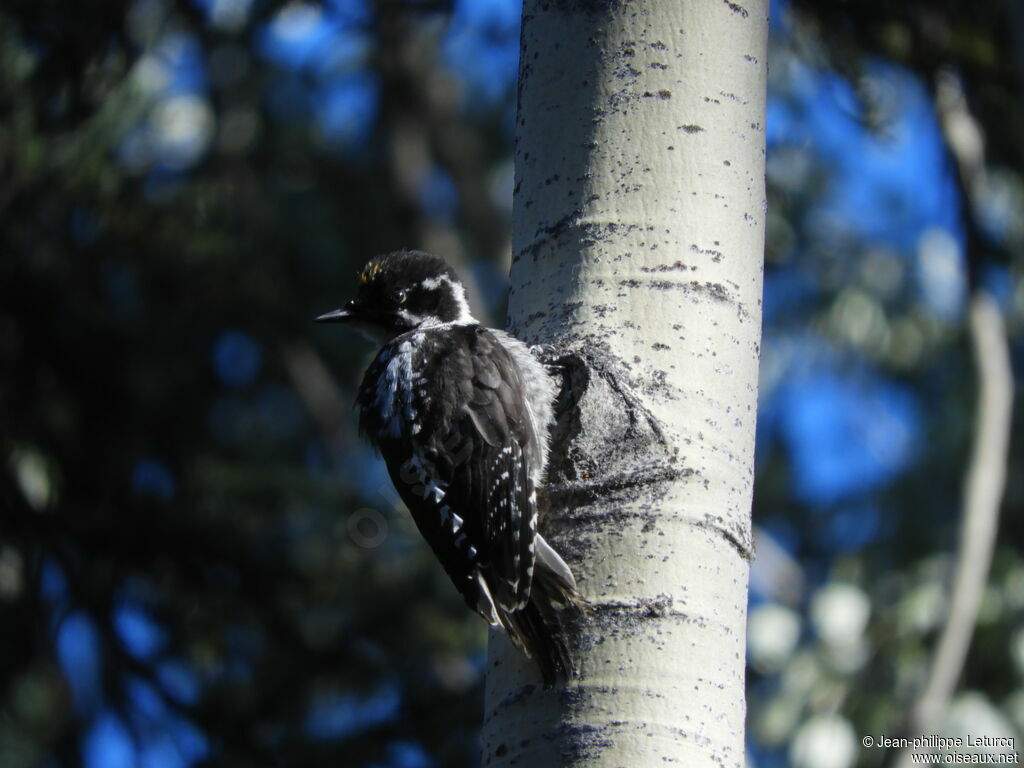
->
389, 327, 534, 616
446, 327, 538, 613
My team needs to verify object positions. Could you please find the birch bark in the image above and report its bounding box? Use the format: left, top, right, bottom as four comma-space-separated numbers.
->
482, 1, 768, 766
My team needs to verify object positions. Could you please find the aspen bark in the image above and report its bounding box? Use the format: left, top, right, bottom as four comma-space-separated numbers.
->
482, 1, 768, 766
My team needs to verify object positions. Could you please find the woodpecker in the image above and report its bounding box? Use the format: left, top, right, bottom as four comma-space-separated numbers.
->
316, 249, 581, 685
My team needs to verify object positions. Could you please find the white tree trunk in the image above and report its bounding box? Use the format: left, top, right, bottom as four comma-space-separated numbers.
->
483, 1, 768, 767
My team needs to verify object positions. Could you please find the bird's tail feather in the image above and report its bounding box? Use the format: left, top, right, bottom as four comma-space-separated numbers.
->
501, 535, 583, 687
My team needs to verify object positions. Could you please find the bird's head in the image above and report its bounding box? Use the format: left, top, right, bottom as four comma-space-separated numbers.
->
315, 250, 476, 342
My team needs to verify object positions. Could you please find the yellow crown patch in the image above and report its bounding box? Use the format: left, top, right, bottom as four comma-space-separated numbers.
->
359, 259, 388, 284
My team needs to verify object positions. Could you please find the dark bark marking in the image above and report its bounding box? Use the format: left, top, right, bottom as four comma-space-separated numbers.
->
721, 0, 749, 17
583, 597, 695, 634
547, 466, 691, 508
690, 243, 724, 261
519, 217, 643, 263
560, 722, 616, 763
639, 260, 696, 273
719, 91, 746, 103
612, 277, 738, 307
496, 683, 538, 709
693, 518, 754, 561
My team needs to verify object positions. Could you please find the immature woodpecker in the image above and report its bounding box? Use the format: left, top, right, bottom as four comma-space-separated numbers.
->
316, 250, 580, 685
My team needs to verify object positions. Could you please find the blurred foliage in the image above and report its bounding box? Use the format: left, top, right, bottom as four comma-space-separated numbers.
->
749, 2, 1024, 767
0, 0, 1022, 767
1, 0, 515, 765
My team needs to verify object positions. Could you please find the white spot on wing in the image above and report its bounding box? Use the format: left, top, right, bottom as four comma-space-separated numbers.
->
424, 481, 445, 502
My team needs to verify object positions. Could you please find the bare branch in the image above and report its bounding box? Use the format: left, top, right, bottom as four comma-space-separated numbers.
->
893, 293, 1013, 768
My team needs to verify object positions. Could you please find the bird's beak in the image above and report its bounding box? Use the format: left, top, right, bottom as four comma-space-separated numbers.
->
315, 300, 358, 323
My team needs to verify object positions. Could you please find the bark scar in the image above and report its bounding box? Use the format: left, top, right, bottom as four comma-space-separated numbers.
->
694, 518, 754, 561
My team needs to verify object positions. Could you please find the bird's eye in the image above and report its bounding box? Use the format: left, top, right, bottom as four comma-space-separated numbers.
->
394, 289, 408, 305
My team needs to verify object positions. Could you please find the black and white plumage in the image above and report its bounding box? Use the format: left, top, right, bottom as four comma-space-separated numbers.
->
316, 250, 581, 685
